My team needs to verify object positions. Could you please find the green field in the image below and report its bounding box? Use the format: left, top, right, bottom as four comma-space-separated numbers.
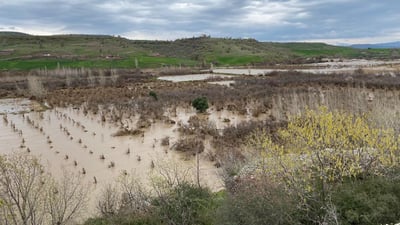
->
0, 57, 197, 70
0, 32, 398, 70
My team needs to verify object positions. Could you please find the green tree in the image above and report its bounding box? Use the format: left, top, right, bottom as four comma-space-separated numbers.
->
192, 97, 209, 113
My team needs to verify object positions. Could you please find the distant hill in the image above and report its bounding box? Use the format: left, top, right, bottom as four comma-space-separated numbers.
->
0, 32, 399, 70
351, 41, 400, 49
0, 31, 31, 36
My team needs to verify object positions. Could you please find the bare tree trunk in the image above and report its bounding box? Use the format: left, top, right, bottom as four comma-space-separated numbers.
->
196, 151, 200, 188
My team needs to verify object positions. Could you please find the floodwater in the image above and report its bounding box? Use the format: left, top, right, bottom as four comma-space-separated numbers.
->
158, 74, 232, 82
213, 59, 400, 75
0, 98, 43, 114
0, 98, 268, 216
208, 80, 236, 86
213, 67, 355, 75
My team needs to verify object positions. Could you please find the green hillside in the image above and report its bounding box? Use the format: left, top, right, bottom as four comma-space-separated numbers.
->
0, 32, 398, 70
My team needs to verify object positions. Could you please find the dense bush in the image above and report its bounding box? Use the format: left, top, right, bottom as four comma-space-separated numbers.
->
217, 177, 298, 225
84, 215, 160, 225
192, 97, 209, 113
332, 174, 400, 225
85, 175, 216, 225
153, 182, 215, 225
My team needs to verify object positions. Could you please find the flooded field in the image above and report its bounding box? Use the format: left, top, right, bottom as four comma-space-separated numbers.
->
0, 98, 271, 215
0, 98, 44, 114
213, 59, 400, 75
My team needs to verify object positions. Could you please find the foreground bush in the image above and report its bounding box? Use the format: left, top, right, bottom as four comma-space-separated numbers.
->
87, 164, 217, 225
154, 182, 215, 225
217, 177, 298, 225
84, 214, 160, 225
332, 173, 400, 225
0, 152, 89, 225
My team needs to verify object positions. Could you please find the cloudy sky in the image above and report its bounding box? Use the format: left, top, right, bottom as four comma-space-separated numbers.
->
0, 0, 399, 45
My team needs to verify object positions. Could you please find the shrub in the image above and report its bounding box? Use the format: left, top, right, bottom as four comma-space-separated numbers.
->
173, 137, 204, 158
84, 215, 160, 225
149, 91, 158, 101
161, 136, 170, 146
332, 174, 400, 225
217, 177, 298, 225
192, 97, 209, 113
153, 182, 215, 225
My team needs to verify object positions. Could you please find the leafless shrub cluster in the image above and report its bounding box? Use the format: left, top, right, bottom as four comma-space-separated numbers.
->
0, 152, 90, 225
27, 75, 47, 98
177, 115, 218, 137
173, 137, 205, 158
212, 120, 284, 171
112, 128, 144, 137
97, 175, 150, 217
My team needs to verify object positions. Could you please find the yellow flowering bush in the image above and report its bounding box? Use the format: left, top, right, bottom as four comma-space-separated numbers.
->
254, 107, 400, 193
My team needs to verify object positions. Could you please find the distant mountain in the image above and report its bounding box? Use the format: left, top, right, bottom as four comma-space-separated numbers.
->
351, 41, 400, 49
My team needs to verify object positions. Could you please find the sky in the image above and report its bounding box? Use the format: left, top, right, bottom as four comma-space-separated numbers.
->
0, 0, 399, 45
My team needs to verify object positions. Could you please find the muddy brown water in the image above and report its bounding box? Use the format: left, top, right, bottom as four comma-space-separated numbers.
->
0, 98, 268, 217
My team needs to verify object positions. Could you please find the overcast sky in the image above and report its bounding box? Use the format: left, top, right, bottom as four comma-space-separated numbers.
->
0, 0, 399, 45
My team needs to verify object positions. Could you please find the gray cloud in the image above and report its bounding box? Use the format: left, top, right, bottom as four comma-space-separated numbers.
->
0, 0, 399, 44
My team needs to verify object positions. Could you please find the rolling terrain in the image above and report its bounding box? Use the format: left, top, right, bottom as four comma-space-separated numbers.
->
1, 32, 399, 70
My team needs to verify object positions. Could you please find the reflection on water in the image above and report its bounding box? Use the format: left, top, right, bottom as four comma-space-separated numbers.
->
158, 74, 232, 82
208, 80, 236, 86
